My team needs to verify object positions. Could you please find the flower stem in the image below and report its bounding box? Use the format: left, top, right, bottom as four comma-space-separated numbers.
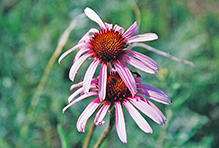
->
128, 0, 141, 27
83, 123, 96, 148
94, 105, 115, 148
130, 43, 195, 67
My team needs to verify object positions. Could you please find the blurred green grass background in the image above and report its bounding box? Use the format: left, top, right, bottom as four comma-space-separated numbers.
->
1, 0, 219, 147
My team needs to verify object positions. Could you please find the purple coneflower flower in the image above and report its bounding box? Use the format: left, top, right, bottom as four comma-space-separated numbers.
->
58, 7, 159, 101
63, 70, 170, 143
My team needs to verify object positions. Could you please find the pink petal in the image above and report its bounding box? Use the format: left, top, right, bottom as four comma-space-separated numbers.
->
123, 22, 139, 39
129, 96, 165, 125
104, 22, 113, 30
63, 91, 98, 113
70, 81, 84, 90
123, 99, 153, 133
70, 78, 98, 90
84, 7, 106, 30
113, 24, 124, 34
127, 33, 158, 44
83, 59, 100, 93
94, 101, 111, 126
114, 60, 137, 96
79, 28, 99, 43
69, 52, 94, 81
77, 119, 89, 133
58, 43, 87, 64
147, 99, 166, 124
115, 101, 127, 143
77, 97, 101, 132
118, 60, 137, 93
68, 87, 83, 103
125, 50, 158, 72
137, 84, 168, 97
68, 84, 97, 103
123, 55, 156, 74
138, 89, 170, 104
98, 63, 107, 101
91, 78, 99, 84
73, 48, 90, 63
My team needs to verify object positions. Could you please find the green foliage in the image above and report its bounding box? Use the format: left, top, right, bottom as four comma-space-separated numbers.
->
1, 0, 219, 147
57, 124, 70, 148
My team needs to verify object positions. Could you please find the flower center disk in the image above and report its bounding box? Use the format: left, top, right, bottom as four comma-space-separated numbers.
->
89, 29, 127, 63
105, 72, 131, 102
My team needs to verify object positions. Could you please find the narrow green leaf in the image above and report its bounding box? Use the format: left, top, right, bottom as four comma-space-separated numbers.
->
57, 124, 70, 148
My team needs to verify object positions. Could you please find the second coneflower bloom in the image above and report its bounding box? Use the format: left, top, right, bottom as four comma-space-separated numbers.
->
63, 70, 171, 143
58, 7, 159, 101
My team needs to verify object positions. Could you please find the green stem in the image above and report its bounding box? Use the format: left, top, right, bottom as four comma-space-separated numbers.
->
83, 123, 96, 148
128, 0, 142, 27
94, 105, 115, 148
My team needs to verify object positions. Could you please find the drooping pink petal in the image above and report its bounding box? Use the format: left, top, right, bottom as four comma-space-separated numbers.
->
127, 33, 158, 44
77, 97, 101, 132
113, 24, 124, 34
119, 60, 137, 95
70, 78, 98, 90
69, 52, 94, 81
79, 119, 89, 133
73, 48, 90, 64
63, 91, 98, 113
68, 87, 84, 103
114, 60, 137, 96
125, 50, 158, 72
129, 96, 165, 125
104, 22, 113, 30
94, 101, 111, 126
68, 84, 97, 103
84, 7, 106, 30
137, 84, 168, 97
70, 81, 84, 90
79, 28, 99, 43
83, 59, 100, 93
123, 22, 139, 39
123, 99, 153, 133
115, 101, 127, 143
146, 99, 166, 124
98, 63, 107, 101
58, 43, 87, 64
138, 89, 170, 104
123, 55, 156, 74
